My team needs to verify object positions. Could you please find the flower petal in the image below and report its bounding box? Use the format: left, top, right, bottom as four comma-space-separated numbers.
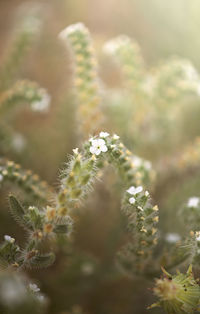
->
135, 186, 143, 194
100, 131, 109, 138
126, 186, 136, 195
91, 139, 98, 147
97, 139, 105, 146
90, 146, 96, 154
129, 197, 136, 204
95, 149, 101, 155
101, 145, 108, 152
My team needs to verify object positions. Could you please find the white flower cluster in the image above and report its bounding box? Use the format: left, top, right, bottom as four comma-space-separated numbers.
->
89, 131, 110, 156
131, 156, 152, 170
99, 132, 109, 138
89, 139, 108, 156
4, 235, 15, 243
29, 283, 45, 302
187, 197, 200, 208
59, 22, 87, 40
103, 35, 131, 55
29, 283, 40, 293
126, 185, 144, 204
89, 132, 121, 156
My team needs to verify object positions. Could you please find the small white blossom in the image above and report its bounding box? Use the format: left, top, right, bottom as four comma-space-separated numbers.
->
187, 197, 199, 208
113, 134, 120, 140
111, 144, 116, 149
131, 156, 152, 170
137, 206, 143, 211
131, 156, 142, 168
99, 131, 109, 138
127, 186, 143, 195
145, 191, 149, 197
29, 283, 40, 293
59, 23, 86, 40
37, 295, 45, 302
89, 139, 108, 156
73, 148, 79, 155
129, 197, 136, 204
196, 235, 200, 242
28, 206, 35, 211
103, 36, 130, 55
165, 233, 181, 243
144, 161, 152, 170
31, 91, 50, 112
4, 235, 15, 243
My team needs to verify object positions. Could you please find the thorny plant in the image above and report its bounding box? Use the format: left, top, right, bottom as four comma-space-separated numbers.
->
1, 20, 200, 314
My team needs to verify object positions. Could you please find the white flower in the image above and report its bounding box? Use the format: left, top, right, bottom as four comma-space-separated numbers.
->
187, 197, 199, 208
131, 156, 142, 168
73, 148, 79, 155
129, 197, 136, 204
196, 235, 200, 242
103, 36, 130, 55
99, 131, 109, 138
165, 233, 181, 243
31, 91, 50, 112
144, 161, 152, 170
137, 206, 143, 211
131, 156, 152, 170
127, 186, 143, 195
145, 191, 149, 197
89, 139, 108, 156
29, 206, 34, 210
113, 134, 120, 140
4, 235, 15, 243
37, 295, 45, 302
29, 283, 40, 293
111, 144, 116, 149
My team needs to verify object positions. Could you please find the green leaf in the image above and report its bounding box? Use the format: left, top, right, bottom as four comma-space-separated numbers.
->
9, 194, 27, 228
29, 252, 55, 268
